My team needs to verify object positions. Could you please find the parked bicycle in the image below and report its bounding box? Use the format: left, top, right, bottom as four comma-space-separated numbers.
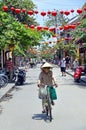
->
0, 72, 8, 88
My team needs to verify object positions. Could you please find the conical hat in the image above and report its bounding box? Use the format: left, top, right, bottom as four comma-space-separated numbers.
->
41, 62, 53, 68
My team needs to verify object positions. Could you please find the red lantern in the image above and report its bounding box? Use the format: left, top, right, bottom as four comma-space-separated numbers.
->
64, 25, 69, 30
41, 11, 46, 17
71, 24, 76, 29
47, 11, 51, 15
84, 7, 86, 11
70, 9, 74, 13
10, 7, 15, 12
15, 8, 21, 14
43, 26, 48, 30
37, 26, 42, 30
22, 8, 26, 13
77, 9, 82, 14
64, 11, 70, 16
27, 10, 34, 15
51, 11, 57, 16
59, 26, 63, 30
65, 37, 72, 40
30, 25, 35, 29
3, 5, 8, 11
60, 10, 64, 14
77, 22, 81, 25
34, 10, 38, 14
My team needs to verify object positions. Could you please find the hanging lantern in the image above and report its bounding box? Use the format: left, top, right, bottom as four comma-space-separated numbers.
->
10, 7, 15, 12
22, 8, 26, 13
71, 24, 76, 29
60, 10, 64, 14
30, 25, 35, 29
3, 5, 8, 11
59, 26, 63, 30
34, 10, 38, 14
77, 9, 82, 14
15, 8, 21, 14
70, 9, 74, 13
27, 10, 34, 15
43, 26, 48, 30
84, 7, 86, 11
64, 11, 70, 16
77, 22, 81, 25
47, 10, 51, 15
41, 11, 46, 17
37, 26, 42, 31
51, 11, 57, 16
63, 25, 69, 30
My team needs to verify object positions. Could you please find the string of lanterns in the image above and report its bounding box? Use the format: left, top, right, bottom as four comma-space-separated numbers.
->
3, 5, 86, 17
2, 5, 86, 44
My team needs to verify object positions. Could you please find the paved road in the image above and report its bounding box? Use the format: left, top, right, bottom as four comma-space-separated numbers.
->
0, 64, 86, 130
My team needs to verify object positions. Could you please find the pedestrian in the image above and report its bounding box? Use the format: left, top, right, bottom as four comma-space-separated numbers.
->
37, 62, 58, 113
6, 57, 14, 82
60, 57, 66, 76
65, 56, 70, 69
72, 59, 79, 72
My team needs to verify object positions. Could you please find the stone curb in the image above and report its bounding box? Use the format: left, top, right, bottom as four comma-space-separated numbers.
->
0, 84, 15, 102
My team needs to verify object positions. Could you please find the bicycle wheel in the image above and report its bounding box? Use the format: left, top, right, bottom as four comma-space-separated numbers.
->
2, 75, 8, 87
0, 76, 5, 88
0, 75, 8, 88
48, 98, 52, 121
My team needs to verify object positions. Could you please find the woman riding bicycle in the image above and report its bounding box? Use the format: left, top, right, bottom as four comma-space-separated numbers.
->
37, 62, 58, 113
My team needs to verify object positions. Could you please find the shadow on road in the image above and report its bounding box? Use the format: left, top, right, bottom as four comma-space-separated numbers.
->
0, 105, 3, 114
32, 113, 52, 123
74, 81, 86, 88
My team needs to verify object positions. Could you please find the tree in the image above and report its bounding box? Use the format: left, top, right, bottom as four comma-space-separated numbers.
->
0, 10, 42, 55
1, 0, 38, 26
72, 19, 86, 44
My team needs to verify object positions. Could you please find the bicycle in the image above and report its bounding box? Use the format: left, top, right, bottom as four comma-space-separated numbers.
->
39, 84, 56, 122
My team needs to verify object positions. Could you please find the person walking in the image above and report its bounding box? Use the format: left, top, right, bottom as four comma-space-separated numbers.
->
37, 62, 58, 113
65, 56, 70, 69
60, 58, 66, 76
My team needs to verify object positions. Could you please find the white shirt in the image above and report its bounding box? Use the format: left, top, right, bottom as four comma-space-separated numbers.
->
60, 60, 66, 67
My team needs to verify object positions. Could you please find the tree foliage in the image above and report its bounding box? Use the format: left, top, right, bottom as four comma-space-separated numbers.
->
72, 19, 86, 43
0, 10, 41, 55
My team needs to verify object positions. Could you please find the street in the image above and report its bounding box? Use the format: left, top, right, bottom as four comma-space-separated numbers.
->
0, 64, 86, 130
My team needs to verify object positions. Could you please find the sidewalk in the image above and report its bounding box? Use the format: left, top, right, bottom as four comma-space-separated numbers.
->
66, 69, 86, 83
0, 83, 15, 102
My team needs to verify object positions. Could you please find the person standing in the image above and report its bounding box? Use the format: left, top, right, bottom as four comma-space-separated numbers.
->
72, 59, 79, 72
6, 58, 14, 82
60, 58, 66, 76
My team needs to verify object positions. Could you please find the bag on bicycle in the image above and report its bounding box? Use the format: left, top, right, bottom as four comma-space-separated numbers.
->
49, 86, 57, 100
38, 87, 47, 99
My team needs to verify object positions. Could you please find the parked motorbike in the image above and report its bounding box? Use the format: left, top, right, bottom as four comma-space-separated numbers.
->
15, 69, 26, 85
74, 67, 82, 82
73, 65, 86, 82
